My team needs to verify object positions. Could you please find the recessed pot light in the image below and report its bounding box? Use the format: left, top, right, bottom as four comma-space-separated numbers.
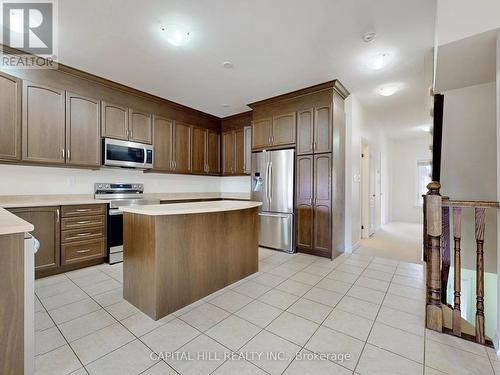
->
362, 31, 377, 43
376, 84, 400, 96
161, 25, 190, 46
222, 104, 230, 108
222, 61, 234, 69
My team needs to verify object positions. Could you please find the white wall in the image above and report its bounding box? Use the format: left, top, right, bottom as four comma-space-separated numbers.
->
220, 176, 251, 194
436, 0, 500, 45
389, 136, 432, 223
345, 95, 390, 250
0, 164, 221, 195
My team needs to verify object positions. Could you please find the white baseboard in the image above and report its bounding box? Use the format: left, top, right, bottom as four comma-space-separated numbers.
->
494, 332, 500, 356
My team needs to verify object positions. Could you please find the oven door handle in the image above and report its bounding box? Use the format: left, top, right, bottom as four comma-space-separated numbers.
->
109, 209, 123, 216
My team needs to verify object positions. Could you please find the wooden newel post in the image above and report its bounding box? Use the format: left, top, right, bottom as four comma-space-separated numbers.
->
425, 181, 443, 332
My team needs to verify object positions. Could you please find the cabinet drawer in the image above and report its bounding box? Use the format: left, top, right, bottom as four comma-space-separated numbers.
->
61, 215, 105, 230
62, 239, 105, 265
61, 204, 106, 218
61, 226, 104, 243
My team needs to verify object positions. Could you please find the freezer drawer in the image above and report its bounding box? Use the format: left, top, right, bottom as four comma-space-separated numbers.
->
259, 212, 294, 253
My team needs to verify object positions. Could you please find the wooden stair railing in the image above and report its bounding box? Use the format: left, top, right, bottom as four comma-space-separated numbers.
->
424, 181, 497, 346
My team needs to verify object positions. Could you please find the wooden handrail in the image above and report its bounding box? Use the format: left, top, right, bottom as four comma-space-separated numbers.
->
442, 198, 500, 209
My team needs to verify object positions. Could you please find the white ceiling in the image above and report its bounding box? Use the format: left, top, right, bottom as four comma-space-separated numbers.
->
58, 0, 436, 136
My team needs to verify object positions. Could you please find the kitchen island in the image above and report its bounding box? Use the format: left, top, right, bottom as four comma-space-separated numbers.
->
120, 200, 261, 320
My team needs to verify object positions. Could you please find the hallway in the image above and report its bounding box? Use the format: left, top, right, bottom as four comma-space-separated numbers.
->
355, 222, 424, 264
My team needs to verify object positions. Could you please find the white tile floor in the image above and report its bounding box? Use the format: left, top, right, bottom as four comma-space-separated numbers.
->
34, 248, 498, 375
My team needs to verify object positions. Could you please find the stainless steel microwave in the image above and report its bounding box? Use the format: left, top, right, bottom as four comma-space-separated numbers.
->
102, 138, 153, 169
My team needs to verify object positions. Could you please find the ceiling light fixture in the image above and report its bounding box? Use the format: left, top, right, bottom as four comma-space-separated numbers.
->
222, 61, 234, 69
161, 25, 190, 46
376, 84, 400, 97
222, 104, 230, 108
367, 53, 390, 70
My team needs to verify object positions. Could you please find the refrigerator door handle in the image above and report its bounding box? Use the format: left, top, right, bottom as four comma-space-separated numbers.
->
258, 212, 289, 219
268, 161, 273, 202
265, 160, 271, 203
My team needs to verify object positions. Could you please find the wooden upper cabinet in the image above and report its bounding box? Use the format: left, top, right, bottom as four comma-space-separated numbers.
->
22, 81, 65, 164
129, 109, 152, 144
9, 207, 60, 277
234, 128, 245, 174
272, 112, 296, 146
191, 126, 207, 174
65, 92, 100, 168
314, 106, 332, 153
313, 153, 332, 255
0, 72, 21, 161
101, 101, 128, 140
172, 122, 191, 173
297, 109, 314, 155
243, 126, 252, 174
153, 115, 173, 171
252, 118, 272, 149
207, 130, 220, 174
296, 155, 314, 251
222, 131, 235, 175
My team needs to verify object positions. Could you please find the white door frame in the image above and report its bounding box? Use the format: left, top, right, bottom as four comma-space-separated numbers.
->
361, 139, 370, 238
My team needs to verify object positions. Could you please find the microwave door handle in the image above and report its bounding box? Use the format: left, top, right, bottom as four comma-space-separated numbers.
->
143, 147, 147, 165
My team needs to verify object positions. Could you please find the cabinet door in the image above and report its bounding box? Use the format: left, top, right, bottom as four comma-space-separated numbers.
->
22, 81, 65, 164
297, 109, 313, 155
66, 92, 100, 168
221, 131, 235, 175
172, 122, 191, 173
9, 207, 60, 276
129, 109, 152, 144
313, 154, 332, 256
252, 118, 272, 149
296, 155, 314, 251
0, 72, 21, 161
272, 112, 296, 146
234, 128, 245, 174
153, 115, 173, 171
207, 130, 220, 174
191, 126, 207, 174
101, 101, 128, 140
314, 106, 332, 153
243, 126, 252, 174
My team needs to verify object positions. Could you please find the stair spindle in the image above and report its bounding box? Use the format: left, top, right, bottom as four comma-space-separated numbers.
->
474, 207, 486, 344
441, 206, 450, 303
452, 207, 462, 336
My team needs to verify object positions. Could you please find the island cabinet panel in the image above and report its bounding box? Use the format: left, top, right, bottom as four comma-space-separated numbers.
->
297, 108, 314, 155
129, 109, 152, 144
22, 81, 66, 164
123, 207, 259, 320
313, 153, 332, 255
221, 131, 235, 175
0, 233, 24, 375
65, 92, 101, 168
314, 105, 332, 153
296, 155, 314, 251
191, 126, 207, 174
172, 122, 191, 173
252, 118, 272, 149
207, 130, 220, 174
153, 115, 173, 172
272, 112, 296, 146
101, 101, 129, 140
9, 207, 61, 277
0, 72, 21, 161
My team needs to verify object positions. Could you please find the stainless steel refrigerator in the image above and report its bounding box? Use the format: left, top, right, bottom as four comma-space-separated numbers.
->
251, 149, 294, 253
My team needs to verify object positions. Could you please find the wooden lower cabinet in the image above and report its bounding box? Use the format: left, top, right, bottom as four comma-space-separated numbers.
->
295, 153, 332, 258
8, 207, 60, 277
9, 204, 107, 278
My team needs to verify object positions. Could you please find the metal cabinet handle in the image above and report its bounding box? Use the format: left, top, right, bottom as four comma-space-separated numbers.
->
61, 149, 65, 159
76, 209, 91, 212
67, 149, 71, 160
76, 249, 91, 254
56, 209, 60, 222
76, 221, 91, 225
67, 233, 93, 240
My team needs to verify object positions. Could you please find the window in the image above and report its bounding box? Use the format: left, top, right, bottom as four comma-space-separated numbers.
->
417, 160, 432, 206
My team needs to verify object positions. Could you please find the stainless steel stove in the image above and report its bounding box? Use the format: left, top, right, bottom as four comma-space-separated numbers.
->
94, 183, 160, 264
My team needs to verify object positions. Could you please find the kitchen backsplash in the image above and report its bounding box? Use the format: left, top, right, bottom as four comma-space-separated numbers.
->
0, 164, 250, 195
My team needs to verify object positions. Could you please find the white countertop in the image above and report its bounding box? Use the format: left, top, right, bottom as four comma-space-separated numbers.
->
0, 192, 251, 208
120, 200, 262, 216
0, 207, 34, 235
